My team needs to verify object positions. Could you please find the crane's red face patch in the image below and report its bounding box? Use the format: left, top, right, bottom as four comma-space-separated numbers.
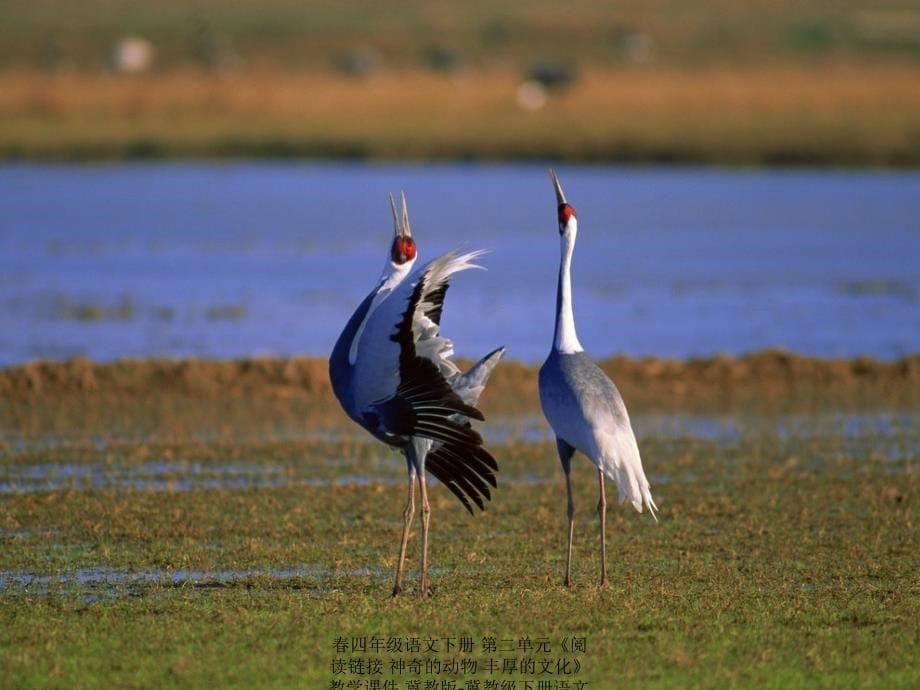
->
558, 203, 576, 230
391, 236, 417, 265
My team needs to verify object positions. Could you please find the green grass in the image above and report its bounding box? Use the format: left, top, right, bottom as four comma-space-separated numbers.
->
1, 401, 916, 688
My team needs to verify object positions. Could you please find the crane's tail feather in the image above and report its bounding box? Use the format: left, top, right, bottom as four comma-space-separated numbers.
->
455, 346, 506, 406
608, 461, 658, 521
599, 431, 658, 521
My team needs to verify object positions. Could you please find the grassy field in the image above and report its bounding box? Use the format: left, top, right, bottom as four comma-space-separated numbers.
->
1, 354, 917, 688
1, 0, 919, 164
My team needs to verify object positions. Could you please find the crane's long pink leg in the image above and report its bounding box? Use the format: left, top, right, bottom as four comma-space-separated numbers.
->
392, 475, 416, 597
418, 475, 431, 598
564, 469, 575, 587
597, 468, 609, 587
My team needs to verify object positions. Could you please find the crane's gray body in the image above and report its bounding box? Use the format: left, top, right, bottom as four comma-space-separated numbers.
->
539, 350, 632, 458
329, 249, 503, 513
329, 290, 381, 436
328, 196, 501, 597
539, 349, 651, 512
538, 170, 657, 517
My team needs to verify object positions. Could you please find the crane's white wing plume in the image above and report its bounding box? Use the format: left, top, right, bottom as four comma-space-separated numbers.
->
350, 249, 487, 445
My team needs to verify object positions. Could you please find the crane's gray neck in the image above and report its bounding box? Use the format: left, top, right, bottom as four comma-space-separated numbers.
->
554, 227, 584, 354
329, 289, 375, 409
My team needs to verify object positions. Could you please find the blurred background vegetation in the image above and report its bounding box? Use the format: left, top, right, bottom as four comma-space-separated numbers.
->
4, 0, 920, 70
1, 0, 919, 164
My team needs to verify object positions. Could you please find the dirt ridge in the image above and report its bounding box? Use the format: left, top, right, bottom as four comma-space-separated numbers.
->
3, 350, 917, 410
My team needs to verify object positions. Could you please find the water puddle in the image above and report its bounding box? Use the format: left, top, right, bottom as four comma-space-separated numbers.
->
0, 461, 584, 494
0, 460, 408, 494
1, 428, 364, 456
0, 563, 462, 602
2, 411, 914, 495
0, 564, 381, 589
487, 411, 918, 449
0, 528, 61, 539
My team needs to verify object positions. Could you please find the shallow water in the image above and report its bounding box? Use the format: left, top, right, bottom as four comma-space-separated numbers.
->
2, 411, 914, 495
1, 163, 918, 365
0, 458, 390, 494
0, 564, 396, 603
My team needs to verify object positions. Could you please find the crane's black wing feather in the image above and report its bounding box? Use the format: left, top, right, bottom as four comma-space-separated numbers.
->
425, 439, 499, 514
423, 281, 449, 326
372, 268, 498, 513
372, 271, 483, 442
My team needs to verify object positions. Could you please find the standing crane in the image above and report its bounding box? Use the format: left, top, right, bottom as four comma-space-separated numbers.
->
329, 192, 504, 597
538, 170, 658, 587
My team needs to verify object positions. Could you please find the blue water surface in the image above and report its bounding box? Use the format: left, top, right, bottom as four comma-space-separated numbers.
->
1, 162, 918, 364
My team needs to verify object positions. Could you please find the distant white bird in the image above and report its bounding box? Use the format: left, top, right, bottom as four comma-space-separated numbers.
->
538, 170, 657, 587
329, 192, 504, 597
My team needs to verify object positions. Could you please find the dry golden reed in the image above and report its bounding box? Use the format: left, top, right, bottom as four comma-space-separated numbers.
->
1, 65, 919, 163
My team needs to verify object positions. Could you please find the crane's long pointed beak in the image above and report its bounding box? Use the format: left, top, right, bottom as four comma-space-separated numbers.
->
389, 192, 401, 237
400, 191, 412, 238
388, 191, 412, 237
549, 168, 567, 206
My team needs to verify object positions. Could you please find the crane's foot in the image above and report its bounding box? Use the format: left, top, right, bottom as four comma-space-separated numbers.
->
599, 577, 610, 588
563, 576, 573, 587
391, 585, 402, 597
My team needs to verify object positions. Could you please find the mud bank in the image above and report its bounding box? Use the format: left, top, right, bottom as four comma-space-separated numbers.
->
3, 350, 917, 417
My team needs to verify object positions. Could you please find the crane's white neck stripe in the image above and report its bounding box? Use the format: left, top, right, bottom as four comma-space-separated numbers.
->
348, 259, 414, 365
554, 224, 583, 354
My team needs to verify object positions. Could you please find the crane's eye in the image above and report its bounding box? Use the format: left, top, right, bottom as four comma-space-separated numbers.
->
558, 204, 576, 228
391, 236, 417, 264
